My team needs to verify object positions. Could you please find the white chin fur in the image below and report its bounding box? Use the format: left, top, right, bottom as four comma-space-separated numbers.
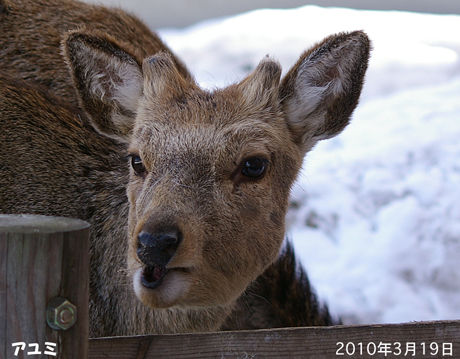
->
132, 268, 144, 300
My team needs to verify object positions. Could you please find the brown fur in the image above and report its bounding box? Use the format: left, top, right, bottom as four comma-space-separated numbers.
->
0, 0, 9, 14
0, 0, 190, 107
223, 242, 335, 329
0, 0, 370, 337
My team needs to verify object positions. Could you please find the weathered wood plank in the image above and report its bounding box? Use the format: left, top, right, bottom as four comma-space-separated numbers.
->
0, 214, 90, 359
89, 320, 460, 359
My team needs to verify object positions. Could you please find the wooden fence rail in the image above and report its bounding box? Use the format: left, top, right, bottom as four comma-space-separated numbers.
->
89, 321, 460, 359
1, 214, 459, 359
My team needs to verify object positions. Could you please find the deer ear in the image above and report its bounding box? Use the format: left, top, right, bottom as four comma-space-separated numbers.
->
142, 52, 192, 101
237, 58, 282, 109
280, 31, 370, 149
63, 30, 143, 143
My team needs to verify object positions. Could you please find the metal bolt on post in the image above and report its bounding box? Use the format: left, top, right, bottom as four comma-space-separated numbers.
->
46, 297, 78, 330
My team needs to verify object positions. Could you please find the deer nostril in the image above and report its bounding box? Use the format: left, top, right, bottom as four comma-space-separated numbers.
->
138, 231, 155, 247
137, 230, 182, 267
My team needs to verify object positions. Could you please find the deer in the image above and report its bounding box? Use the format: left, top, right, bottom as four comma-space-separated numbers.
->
0, 0, 370, 337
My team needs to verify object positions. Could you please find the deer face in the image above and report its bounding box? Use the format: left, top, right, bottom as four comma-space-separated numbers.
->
64, 30, 370, 309
125, 69, 302, 307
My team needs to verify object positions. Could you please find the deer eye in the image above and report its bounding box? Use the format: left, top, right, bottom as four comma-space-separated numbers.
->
130, 155, 146, 175
241, 157, 268, 179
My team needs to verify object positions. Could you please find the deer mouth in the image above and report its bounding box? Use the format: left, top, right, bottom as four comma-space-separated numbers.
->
141, 265, 168, 289
140, 265, 191, 289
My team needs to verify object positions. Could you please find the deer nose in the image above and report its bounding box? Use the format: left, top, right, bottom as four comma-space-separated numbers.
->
137, 230, 182, 267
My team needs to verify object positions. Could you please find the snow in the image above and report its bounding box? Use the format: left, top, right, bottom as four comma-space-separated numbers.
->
97, 2, 460, 325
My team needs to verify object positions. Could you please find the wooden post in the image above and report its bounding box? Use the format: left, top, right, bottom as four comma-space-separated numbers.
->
0, 214, 90, 359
